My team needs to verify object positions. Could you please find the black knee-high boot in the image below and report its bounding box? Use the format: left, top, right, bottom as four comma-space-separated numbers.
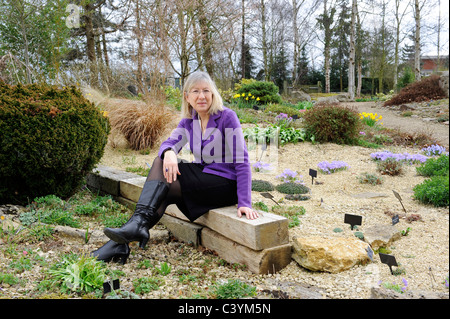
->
103, 180, 169, 249
91, 240, 130, 264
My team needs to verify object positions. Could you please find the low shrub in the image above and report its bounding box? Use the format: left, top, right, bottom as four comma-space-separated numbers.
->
302, 104, 361, 145
275, 182, 309, 195
236, 80, 281, 105
251, 179, 274, 192
416, 154, 449, 177
0, 81, 110, 205
384, 75, 447, 106
413, 175, 449, 207
376, 158, 403, 176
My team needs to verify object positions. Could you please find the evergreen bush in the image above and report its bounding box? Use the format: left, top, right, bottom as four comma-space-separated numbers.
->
236, 80, 281, 105
413, 175, 449, 207
302, 104, 361, 144
0, 81, 110, 205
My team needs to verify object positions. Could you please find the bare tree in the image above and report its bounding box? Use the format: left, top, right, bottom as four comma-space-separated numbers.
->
393, 0, 409, 91
348, 0, 356, 99
317, 0, 336, 93
413, 0, 422, 81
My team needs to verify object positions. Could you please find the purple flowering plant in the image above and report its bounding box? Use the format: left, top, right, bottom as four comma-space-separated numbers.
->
252, 161, 273, 173
379, 278, 408, 294
275, 113, 293, 129
370, 151, 428, 164
421, 144, 449, 157
276, 168, 304, 184
317, 161, 350, 174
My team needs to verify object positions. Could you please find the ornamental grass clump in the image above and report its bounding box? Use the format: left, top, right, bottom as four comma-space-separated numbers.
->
108, 101, 174, 151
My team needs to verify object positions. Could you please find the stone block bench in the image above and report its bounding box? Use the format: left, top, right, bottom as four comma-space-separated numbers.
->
86, 165, 292, 274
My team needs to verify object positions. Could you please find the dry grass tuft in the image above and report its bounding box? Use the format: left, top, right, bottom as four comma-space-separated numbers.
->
108, 100, 176, 150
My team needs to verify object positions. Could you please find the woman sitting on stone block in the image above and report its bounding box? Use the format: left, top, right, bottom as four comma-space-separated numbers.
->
92, 71, 258, 264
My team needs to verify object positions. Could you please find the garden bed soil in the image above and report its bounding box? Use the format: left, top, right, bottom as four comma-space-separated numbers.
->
1, 99, 448, 299
95, 100, 449, 299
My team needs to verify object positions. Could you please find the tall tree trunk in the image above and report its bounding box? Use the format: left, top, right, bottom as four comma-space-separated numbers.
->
322, 0, 332, 93
414, 0, 421, 81
85, 3, 98, 88
135, 0, 145, 95
198, 1, 214, 77
241, 0, 246, 79
292, 0, 298, 86
348, 0, 356, 99
261, 0, 268, 81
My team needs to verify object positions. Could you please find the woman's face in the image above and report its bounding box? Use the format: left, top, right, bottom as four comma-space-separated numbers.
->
185, 80, 213, 115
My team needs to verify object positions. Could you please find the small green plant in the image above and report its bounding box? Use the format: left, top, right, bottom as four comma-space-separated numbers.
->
354, 231, 364, 240
380, 278, 408, 294
155, 262, 172, 276
251, 179, 274, 192
275, 182, 309, 195
401, 227, 411, 236
47, 253, 108, 294
272, 205, 305, 228
358, 173, 383, 185
253, 201, 269, 212
0, 272, 20, 286
211, 279, 256, 299
133, 277, 164, 294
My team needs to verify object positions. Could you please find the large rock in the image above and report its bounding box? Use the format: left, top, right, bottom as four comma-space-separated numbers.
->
363, 224, 402, 250
292, 236, 371, 273
439, 71, 449, 98
291, 90, 311, 102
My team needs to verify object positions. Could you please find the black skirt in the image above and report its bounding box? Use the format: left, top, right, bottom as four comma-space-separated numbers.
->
176, 161, 238, 222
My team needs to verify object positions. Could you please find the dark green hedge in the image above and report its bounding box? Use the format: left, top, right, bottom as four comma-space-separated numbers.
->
0, 81, 110, 205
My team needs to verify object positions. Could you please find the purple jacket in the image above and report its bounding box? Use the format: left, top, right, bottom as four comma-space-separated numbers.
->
158, 106, 252, 208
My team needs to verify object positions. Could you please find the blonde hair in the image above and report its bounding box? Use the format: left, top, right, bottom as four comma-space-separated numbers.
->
181, 71, 224, 119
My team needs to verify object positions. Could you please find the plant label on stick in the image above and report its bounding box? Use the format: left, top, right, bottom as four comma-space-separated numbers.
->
260, 192, 281, 206
366, 246, 374, 261
392, 190, 407, 214
379, 253, 398, 275
309, 169, 317, 185
392, 214, 400, 225
103, 279, 120, 294
344, 213, 362, 230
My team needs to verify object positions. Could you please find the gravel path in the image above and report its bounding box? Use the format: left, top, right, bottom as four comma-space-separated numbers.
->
345, 101, 449, 147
